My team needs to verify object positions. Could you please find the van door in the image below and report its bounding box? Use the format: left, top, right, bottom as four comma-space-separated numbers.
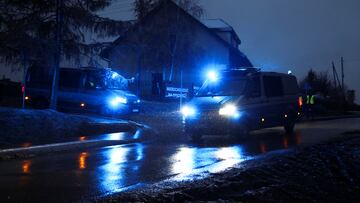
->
242, 75, 263, 130
58, 69, 83, 109
26, 66, 52, 100
262, 75, 285, 127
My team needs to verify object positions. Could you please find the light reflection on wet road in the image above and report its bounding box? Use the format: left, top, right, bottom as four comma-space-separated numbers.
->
0, 118, 359, 202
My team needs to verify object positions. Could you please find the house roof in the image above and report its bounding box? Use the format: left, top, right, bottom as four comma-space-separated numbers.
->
101, 0, 251, 67
201, 19, 241, 44
202, 19, 232, 30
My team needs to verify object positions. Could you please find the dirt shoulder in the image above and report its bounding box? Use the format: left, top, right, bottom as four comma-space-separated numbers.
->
0, 107, 136, 149
99, 132, 360, 203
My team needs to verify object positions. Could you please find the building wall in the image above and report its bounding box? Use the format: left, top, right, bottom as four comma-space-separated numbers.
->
0, 63, 23, 82
108, 3, 231, 97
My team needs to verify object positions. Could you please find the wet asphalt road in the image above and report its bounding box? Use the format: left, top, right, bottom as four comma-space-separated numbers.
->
0, 118, 359, 202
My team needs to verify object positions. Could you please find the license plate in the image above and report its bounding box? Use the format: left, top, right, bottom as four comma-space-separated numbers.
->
132, 109, 139, 113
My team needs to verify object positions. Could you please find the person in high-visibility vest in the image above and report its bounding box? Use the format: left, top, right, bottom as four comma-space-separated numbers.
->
306, 95, 315, 105
305, 94, 315, 119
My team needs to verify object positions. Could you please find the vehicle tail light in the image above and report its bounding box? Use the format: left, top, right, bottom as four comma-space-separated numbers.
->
298, 96, 303, 107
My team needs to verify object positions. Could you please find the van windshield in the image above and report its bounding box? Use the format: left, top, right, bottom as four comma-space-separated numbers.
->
197, 77, 247, 97
85, 70, 128, 91
85, 71, 106, 90
104, 71, 129, 90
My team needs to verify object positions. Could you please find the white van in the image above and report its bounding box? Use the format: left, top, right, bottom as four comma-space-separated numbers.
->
181, 68, 301, 141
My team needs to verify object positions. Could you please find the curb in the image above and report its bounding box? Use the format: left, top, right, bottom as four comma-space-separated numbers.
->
0, 126, 147, 161
300, 114, 360, 123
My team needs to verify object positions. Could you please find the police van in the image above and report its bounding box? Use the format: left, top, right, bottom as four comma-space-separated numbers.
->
25, 66, 140, 115
181, 68, 301, 141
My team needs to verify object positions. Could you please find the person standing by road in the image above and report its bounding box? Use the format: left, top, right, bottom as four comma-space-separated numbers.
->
305, 92, 315, 119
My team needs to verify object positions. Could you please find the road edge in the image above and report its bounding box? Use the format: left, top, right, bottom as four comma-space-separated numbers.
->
0, 123, 149, 161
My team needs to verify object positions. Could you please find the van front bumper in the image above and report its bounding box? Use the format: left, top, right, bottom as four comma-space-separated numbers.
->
57, 101, 140, 115
184, 112, 244, 135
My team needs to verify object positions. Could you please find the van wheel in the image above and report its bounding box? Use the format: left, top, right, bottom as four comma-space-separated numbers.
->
284, 121, 295, 134
284, 111, 296, 134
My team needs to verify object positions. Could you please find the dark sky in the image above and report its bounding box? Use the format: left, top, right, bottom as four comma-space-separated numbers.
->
204, 0, 360, 103
100, 0, 360, 102
203, 0, 360, 82
2, 0, 359, 102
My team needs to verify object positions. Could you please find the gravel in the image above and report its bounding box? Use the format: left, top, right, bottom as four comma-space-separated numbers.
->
125, 100, 185, 143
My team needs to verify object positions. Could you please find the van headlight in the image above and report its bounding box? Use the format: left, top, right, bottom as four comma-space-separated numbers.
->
219, 104, 239, 117
181, 106, 196, 118
109, 96, 127, 107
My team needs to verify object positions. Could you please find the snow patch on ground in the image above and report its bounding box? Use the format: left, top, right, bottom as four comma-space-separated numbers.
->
0, 107, 133, 148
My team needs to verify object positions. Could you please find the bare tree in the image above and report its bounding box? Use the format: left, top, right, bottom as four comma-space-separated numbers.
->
300, 69, 346, 101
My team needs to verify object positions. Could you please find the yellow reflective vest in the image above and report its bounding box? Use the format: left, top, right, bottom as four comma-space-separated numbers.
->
306, 95, 315, 105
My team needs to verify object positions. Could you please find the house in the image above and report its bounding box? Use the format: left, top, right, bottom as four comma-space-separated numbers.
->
101, 0, 252, 98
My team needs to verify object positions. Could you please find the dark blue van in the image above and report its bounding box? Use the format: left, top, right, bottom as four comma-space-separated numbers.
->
25, 66, 140, 115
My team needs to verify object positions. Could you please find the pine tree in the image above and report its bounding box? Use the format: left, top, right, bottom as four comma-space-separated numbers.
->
0, 0, 130, 109
133, 0, 204, 21
0, 0, 129, 63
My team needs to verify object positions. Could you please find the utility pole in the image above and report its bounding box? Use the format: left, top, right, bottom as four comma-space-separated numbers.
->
49, 0, 62, 110
340, 56, 346, 110
332, 61, 337, 89
180, 69, 183, 109
341, 56, 344, 91
332, 61, 341, 88
137, 48, 142, 97
22, 51, 27, 109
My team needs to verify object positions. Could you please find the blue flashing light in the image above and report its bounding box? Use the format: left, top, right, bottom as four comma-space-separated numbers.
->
207, 70, 218, 82
288, 70, 292, 75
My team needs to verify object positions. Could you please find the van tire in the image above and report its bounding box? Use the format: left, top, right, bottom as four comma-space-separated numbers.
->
284, 121, 295, 134
284, 111, 296, 134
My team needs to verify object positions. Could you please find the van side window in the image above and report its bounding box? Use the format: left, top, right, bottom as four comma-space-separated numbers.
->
263, 76, 283, 97
59, 71, 81, 89
245, 76, 261, 97
26, 66, 51, 88
282, 76, 299, 95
